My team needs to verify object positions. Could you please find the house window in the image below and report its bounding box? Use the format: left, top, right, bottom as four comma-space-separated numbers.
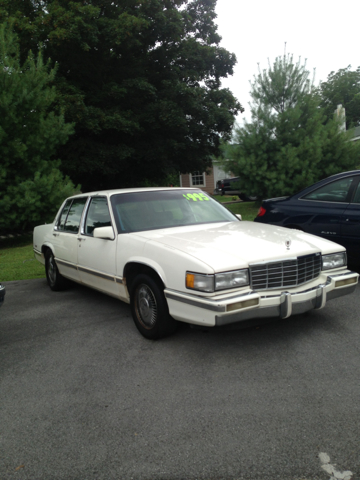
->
190, 171, 205, 187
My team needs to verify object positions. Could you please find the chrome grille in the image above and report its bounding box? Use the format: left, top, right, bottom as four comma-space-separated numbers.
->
250, 253, 321, 290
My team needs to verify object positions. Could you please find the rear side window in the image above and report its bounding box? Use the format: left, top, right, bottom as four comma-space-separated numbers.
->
351, 182, 360, 204
57, 199, 72, 231
57, 197, 87, 233
302, 177, 354, 203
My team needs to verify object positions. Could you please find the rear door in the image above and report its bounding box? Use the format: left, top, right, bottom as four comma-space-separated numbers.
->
340, 176, 360, 260
298, 176, 354, 243
53, 197, 88, 282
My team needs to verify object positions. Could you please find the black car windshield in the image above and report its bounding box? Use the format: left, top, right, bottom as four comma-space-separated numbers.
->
110, 190, 237, 233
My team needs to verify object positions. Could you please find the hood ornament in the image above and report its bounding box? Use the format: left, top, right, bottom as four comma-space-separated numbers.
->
285, 239, 291, 250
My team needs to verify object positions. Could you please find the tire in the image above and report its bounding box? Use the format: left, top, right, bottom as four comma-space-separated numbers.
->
239, 193, 258, 202
130, 274, 178, 339
45, 250, 68, 291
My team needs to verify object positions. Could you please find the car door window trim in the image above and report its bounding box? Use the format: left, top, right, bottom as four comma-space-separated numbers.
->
299, 176, 359, 204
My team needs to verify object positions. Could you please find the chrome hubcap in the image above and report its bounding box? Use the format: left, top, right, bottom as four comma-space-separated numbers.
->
136, 284, 157, 328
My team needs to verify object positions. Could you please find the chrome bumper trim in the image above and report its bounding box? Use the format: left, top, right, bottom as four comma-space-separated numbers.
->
215, 296, 321, 326
280, 292, 292, 319
215, 279, 357, 326
327, 283, 357, 300
165, 291, 227, 312
314, 284, 326, 309
166, 270, 358, 327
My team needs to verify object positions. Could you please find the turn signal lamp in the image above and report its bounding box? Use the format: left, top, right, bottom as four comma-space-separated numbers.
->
186, 273, 195, 289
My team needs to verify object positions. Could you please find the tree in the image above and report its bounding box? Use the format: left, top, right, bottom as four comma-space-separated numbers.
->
251, 53, 314, 115
0, 0, 242, 192
319, 66, 360, 129
0, 22, 77, 233
221, 54, 360, 200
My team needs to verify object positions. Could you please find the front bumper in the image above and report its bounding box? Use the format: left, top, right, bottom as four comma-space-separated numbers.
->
164, 270, 358, 327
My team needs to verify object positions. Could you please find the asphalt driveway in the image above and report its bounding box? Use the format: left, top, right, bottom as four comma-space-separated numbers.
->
1, 278, 359, 480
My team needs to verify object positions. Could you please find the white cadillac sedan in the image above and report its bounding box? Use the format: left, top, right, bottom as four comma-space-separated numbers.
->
33, 188, 358, 339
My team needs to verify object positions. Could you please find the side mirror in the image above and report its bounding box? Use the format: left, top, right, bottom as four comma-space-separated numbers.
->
236, 214, 242, 221
93, 226, 115, 240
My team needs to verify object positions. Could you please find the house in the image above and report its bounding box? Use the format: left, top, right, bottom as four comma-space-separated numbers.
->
179, 161, 233, 195
336, 104, 360, 143
349, 125, 360, 143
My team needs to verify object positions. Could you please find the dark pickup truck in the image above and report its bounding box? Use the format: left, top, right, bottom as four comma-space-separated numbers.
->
216, 177, 257, 201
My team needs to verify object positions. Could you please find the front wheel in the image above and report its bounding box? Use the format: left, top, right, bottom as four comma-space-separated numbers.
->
130, 274, 177, 339
45, 250, 68, 291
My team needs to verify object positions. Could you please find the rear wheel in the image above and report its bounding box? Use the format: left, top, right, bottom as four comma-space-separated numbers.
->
45, 250, 68, 291
130, 274, 177, 339
239, 194, 258, 202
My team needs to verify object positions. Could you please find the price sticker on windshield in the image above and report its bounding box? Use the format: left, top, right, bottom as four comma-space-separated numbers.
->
183, 193, 209, 201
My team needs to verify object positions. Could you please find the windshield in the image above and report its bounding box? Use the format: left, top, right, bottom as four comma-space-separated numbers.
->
110, 190, 237, 233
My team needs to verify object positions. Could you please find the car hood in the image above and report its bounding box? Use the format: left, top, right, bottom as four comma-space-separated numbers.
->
133, 221, 343, 272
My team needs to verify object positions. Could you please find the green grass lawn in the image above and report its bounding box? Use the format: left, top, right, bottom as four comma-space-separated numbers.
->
1, 201, 259, 282
223, 201, 259, 221
0, 234, 45, 282
212, 194, 238, 203
212, 195, 260, 221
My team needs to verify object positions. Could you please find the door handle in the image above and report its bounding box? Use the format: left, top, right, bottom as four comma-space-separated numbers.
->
77, 238, 85, 242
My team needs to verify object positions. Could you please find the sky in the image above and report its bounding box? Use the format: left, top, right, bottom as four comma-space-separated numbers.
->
214, 0, 359, 125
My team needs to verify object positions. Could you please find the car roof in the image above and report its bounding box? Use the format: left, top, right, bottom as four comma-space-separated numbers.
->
67, 187, 202, 199
328, 170, 360, 179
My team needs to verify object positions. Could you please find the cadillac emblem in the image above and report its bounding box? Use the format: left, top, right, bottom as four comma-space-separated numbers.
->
285, 239, 291, 250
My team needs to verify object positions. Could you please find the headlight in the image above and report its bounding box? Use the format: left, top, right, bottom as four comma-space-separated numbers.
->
322, 252, 347, 270
186, 269, 249, 293
215, 270, 249, 290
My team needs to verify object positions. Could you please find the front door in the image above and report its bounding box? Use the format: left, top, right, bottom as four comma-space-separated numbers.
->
77, 196, 120, 297
341, 178, 360, 261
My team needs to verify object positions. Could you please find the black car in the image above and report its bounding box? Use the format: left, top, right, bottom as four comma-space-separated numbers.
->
216, 177, 257, 201
0, 284, 5, 307
254, 170, 360, 265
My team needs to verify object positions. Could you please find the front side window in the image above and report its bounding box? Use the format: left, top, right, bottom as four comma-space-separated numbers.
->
84, 197, 112, 236
59, 197, 87, 233
111, 190, 237, 233
302, 177, 354, 203
191, 171, 205, 186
